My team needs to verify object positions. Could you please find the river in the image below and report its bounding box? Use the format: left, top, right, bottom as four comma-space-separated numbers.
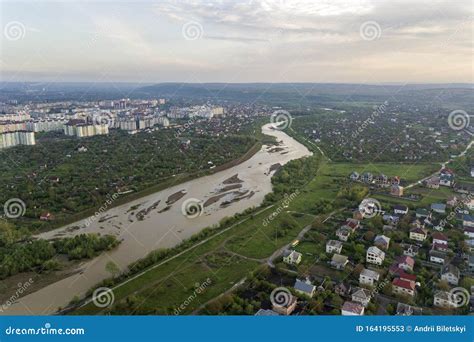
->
3, 124, 312, 315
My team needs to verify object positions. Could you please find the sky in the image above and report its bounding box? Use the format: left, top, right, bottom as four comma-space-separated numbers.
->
0, 0, 473, 83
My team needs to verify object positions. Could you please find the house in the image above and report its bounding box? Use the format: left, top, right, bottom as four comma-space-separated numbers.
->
446, 195, 458, 207
468, 255, 474, 272
376, 173, 389, 186
294, 278, 316, 298
455, 182, 474, 194
345, 218, 360, 231
396, 303, 422, 316
471, 166, 474, 178
441, 264, 460, 286
432, 242, 449, 253
255, 309, 279, 316
434, 291, 457, 308
39, 212, 53, 221
392, 278, 416, 297
282, 250, 302, 265
395, 255, 415, 272
326, 240, 343, 254
431, 203, 446, 214
335, 282, 352, 297
429, 250, 446, 264
374, 234, 390, 250
393, 204, 408, 215
432, 232, 448, 246
336, 226, 351, 241
331, 254, 349, 270
341, 301, 365, 316
415, 208, 430, 220
390, 185, 404, 197
351, 287, 372, 307
391, 176, 401, 185
383, 214, 400, 225
359, 268, 380, 286
361, 172, 373, 183
403, 244, 419, 257
440, 173, 454, 187
349, 171, 360, 181
272, 294, 297, 315
425, 176, 440, 189
410, 227, 427, 242
464, 227, 474, 238
366, 246, 385, 265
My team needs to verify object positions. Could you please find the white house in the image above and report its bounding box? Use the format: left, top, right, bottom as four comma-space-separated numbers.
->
341, 301, 365, 316
351, 287, 372, 307
433, 291, 457, 308
283, 250, 302, 265
441, 265, 460, 286
366, 246, 385, 265
326, 240, 343, 254
359, 268, 380, 286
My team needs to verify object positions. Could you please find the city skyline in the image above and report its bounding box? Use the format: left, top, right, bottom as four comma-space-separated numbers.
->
1, 0, 473, 83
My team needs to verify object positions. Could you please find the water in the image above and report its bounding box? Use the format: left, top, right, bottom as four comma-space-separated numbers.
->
3, 124, 312, 315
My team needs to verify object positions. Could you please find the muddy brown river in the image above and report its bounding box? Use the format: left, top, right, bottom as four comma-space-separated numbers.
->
3, 124, 311, 315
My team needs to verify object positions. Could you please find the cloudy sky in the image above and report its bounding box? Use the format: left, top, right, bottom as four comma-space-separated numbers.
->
1, 0, 472, 83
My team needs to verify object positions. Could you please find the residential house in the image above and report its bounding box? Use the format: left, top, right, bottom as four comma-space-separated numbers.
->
359, 268, 380, 286
361, 172, 373, 183
40, 212, 53, 221
393, 204, 408, 215
366, 246, 385, 265
455, 182, 474, 194
425, 176, 440, 189
429, 250, 446, 264
283, 250, 302, 265
440, 173, 454, 187
383, 214, 400, 226
410, 227, 427, 242
376, 173, 389, 186
272, 294, 297, 315
392, 278, 416, 297
349, 171, 360, 181
326, 240, 343, 254
415, 208, 430, 220
341, 301, 365, 316
441, 264, 460, 286
345, 218, 360, 231
391, 176, 401, 185
294, 278, 316, 298
396, 303, 422, 316
464, 226, 474, 238
431, 203, 446, 214
432, 232, 448, 246
374, 234, 390, 250
434, 291, 457, 309
403, 244, 419, 257
390, 185, 404, 197
335, 282, 352, 297
446, 195, 458, 207
395, 255, 415, 272
336, 226, 351, 241
331, 254, 349, 270
468, 255, 474, 272
351, 287, 372, 307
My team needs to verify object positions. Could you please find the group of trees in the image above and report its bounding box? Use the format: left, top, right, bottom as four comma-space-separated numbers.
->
0, 221, 119, 279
